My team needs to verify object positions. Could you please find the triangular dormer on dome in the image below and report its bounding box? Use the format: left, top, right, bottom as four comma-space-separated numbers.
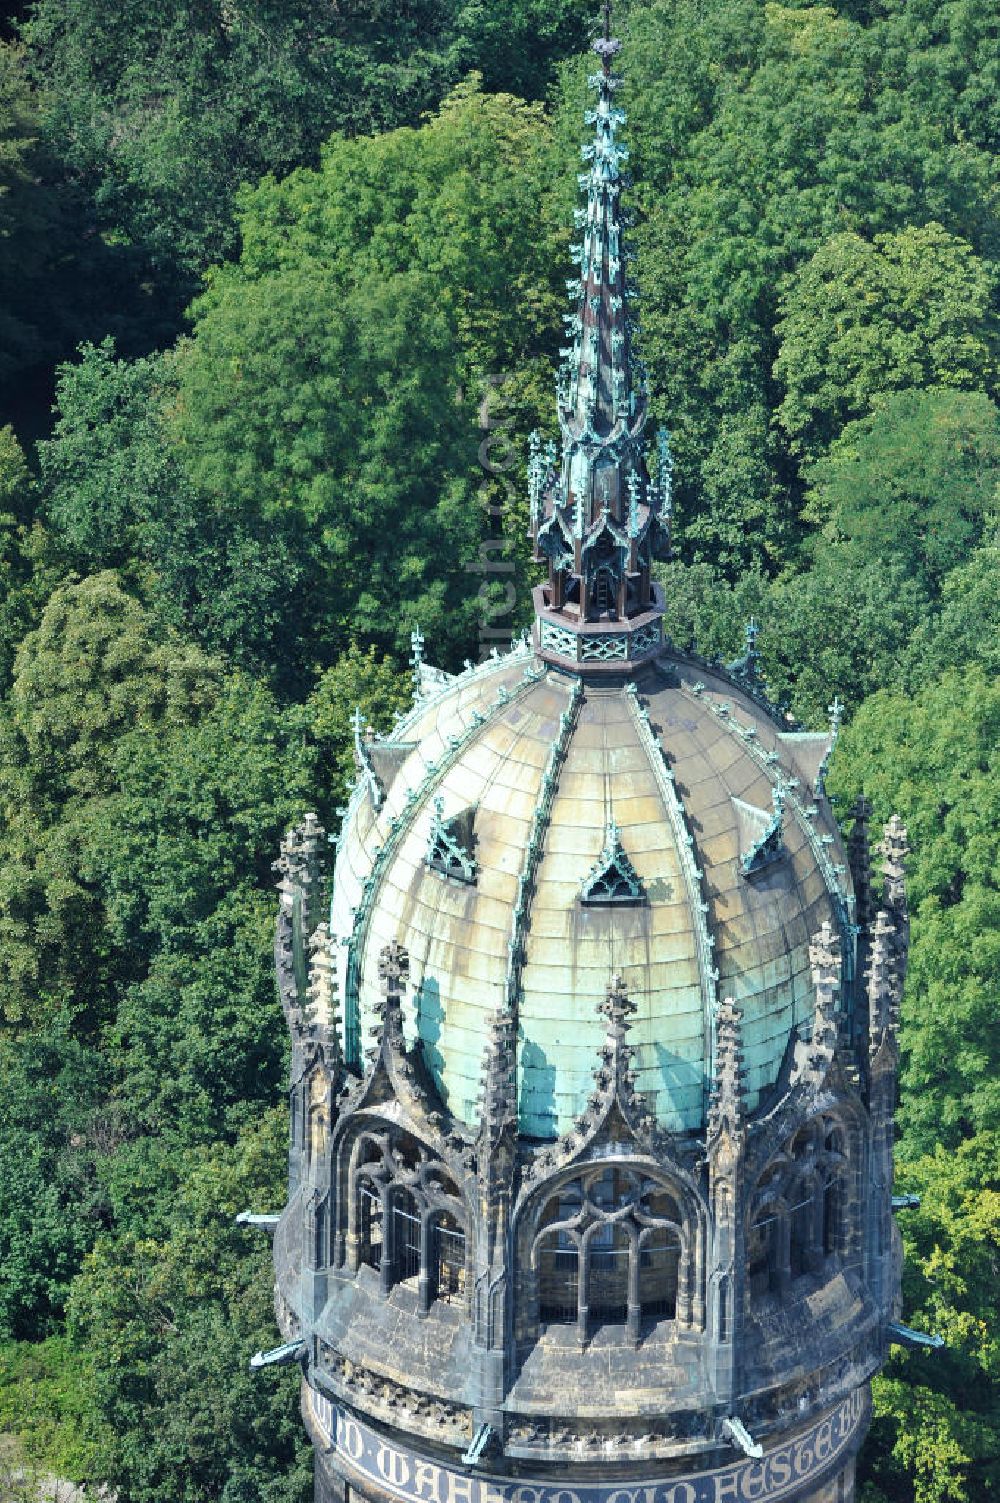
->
581, 818, 645, 904
425, 797, 477, 885
734, 787, 785, 878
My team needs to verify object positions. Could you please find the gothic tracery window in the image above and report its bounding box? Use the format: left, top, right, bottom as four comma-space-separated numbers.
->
345, 1126, 468, 1314
531, 1166, 688, 1341
747, 1114, 851, 1299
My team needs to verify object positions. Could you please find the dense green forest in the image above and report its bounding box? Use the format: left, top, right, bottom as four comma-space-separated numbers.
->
0, 1, 997, 1501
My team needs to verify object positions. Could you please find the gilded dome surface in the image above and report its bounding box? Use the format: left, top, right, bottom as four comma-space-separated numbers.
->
329, 644, 850, 1138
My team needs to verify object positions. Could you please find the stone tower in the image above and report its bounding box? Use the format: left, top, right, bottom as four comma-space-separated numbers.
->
253, 18, 925, 1503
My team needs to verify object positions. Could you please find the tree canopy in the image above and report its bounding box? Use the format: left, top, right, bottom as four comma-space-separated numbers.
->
1, 1, 999, 1500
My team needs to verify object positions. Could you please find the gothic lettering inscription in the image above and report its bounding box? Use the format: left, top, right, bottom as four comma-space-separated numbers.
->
308, 1387, 868, 1503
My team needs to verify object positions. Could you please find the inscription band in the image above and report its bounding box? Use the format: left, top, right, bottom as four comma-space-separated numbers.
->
307, 1386, 869, 1503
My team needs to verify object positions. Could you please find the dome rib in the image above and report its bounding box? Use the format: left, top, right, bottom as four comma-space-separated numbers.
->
332, 646, 856, 1141
341, 659, 545, 1067
624, 682, 718, 1101
692, 686, 855, 946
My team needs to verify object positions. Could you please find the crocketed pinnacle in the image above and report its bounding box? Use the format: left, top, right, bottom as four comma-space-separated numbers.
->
478, 1004, 518, 1144
367, 939, 409, 1066
866, 910, 896, 1052
530, 10, 671, 626
708, 997, 745, 1144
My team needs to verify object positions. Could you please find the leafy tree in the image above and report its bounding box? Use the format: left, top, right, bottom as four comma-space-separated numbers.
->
5, 570, 220, 806
903, 533, 1000, 687
0, 1336, 108, 1484
175, 81, 565, 669
0, 42, 77, 398
829, 666, 1000, 1152
39, 340, 307, 680
775, 224, 998, 462
615, 0, 1000, 570
0, 425, 54, 690
94, 675, 316, 1142
0, 573, 222, 1027
19, 0, 590, 334
0, 42, 144, 427
861, 1136, 1000, 1503
760, 546, 931, 722
0, 1028, 108, 1337
67, 1110, 311, 1503
804, 389, 1000, 590
656, 559, 769, 662
656, 548, 929, 724
304, 642, 411, 820
40, 339, 180, 570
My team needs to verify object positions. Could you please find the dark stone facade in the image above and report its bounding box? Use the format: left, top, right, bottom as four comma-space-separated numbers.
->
265, 781, 907, 1503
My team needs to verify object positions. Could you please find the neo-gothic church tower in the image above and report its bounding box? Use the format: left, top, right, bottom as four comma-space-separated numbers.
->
250, 19, 929, 1503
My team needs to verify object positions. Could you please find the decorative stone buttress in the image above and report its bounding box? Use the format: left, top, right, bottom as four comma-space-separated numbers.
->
254, 20, 925, 1503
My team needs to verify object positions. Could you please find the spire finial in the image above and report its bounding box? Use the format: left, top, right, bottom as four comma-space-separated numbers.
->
530, 10, 670, 671
593, 0, 620, 67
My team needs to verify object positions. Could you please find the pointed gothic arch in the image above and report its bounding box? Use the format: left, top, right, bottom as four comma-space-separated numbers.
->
336, 1117, 471, 1314
745, 1106, 864, 1306
517, 1159, 699, 1345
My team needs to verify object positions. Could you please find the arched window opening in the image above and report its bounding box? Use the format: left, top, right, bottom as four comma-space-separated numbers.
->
536, 1179, 583, 1326
717, 1278, 729, 1342
530, 1167, 689, 1340
392, 1189, 421, 1285
538, 1233, 580, 1325
344, 1126, 468, 1312
823, 1173, 841, 1257
789, 1187, 814, 1279
639, 1225, 680, 1321
359, 1181, 383, 1271
434, 1213, 466, 1304
749, 1113, 854, 1306
594, 569, 614, 615
748, 1209, 776, 1296
589, 1220, 630, 1325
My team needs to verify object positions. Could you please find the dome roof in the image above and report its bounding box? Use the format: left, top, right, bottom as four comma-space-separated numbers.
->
324, 17, 858, 1145
329, 643, 852, 1139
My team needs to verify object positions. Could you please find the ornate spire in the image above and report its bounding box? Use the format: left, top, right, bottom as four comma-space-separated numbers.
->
808, 920, 841, 1060
306, 922, 341, 1058
879, 814, 908, 914
530, 7, 669, 669
588, 973, 655, 1137
708, 998, 745, 1143
352, 707, 384, 808
523, 974, 654, 1189
409, 626, 425, 706
274, 814, 328, 1033
728, 618, 763, 691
